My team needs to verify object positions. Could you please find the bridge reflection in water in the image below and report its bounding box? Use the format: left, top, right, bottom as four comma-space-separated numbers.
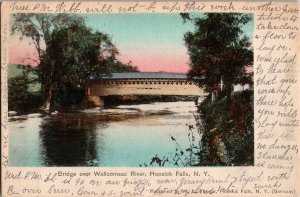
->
87, 72, 207, 97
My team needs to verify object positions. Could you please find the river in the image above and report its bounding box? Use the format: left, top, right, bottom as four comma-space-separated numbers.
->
8, 101, 203, 167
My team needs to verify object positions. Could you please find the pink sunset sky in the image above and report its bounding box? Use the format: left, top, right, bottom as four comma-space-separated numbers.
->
8, 13, 194, 73
8, 35, 190, 73
9, 13, 253, 74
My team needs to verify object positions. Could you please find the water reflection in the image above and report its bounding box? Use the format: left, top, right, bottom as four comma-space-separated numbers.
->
9, 101, 201, 167
39, 117, 105, 166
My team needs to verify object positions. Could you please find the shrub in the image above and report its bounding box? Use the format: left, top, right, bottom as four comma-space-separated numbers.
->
197, 90, 254, 166
8, 75, 42, 113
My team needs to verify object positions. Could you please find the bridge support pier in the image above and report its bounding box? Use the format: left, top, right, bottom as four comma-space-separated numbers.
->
80, 95, 104, 108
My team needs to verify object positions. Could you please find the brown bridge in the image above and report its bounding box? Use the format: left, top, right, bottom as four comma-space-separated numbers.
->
86, 72, 207, 97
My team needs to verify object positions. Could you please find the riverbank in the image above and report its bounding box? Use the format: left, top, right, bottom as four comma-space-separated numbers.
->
197, 90, 254, 166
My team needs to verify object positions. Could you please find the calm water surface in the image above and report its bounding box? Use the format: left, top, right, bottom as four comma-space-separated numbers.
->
9, 101, 202, 167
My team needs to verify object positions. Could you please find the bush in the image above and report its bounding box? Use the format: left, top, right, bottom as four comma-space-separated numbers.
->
8, 75, 42, 113
197, 90, 254, 166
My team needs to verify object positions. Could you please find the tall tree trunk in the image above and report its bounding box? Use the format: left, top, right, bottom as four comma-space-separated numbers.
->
41, 59, 54, 113
43, 87, 52, 111
42, 74, 53, 112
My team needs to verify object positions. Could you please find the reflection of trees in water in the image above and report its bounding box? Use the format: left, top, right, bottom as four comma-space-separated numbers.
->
39, 116, 106, 166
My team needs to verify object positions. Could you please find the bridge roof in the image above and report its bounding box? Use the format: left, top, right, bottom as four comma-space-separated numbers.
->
99, 72, 187, 80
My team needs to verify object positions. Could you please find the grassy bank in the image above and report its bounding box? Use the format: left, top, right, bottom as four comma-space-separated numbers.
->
197, 90, 254, 166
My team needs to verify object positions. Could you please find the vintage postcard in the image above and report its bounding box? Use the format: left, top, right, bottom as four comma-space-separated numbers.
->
1, 1, 299, 197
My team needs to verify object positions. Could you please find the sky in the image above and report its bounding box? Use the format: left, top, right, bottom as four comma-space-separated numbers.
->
9, 13, 254, 74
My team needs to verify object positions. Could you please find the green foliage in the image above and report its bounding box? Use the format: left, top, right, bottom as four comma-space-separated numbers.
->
11, 14, 138, 111
8, 73, 42, 113
195, 130, 213, 166
182, 13, 253, 93
46, 24, 137, 107
8, 64, 23, 79
224, 130, 253, 165
199, 94, 231, 130
198, 90, 254, 166
106, 60, 138, 73
11, 14, 87, 62
47, 26, 118, 84
53, 84, 85, 108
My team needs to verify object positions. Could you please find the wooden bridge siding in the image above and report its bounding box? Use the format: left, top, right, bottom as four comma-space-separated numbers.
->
88, 80, 206, 96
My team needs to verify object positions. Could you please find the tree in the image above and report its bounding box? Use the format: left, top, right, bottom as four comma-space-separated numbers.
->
106, 60, 138, 73
45, 22, 119, 108
181, 13, 253, 99
11, 14, 126, 111
11, 14, 85, 110
8, 69, 42, 113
